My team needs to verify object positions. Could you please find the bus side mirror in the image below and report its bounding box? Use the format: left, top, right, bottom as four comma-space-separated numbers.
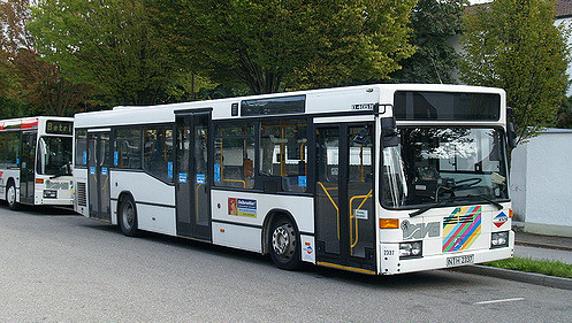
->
381, 116, 399, 148
507, 107, 517, 149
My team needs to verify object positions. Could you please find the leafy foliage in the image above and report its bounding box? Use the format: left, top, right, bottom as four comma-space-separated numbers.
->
461, 0, 570, 143
393, 0, 466, 84
28, 0, 191, 107
1, 0, 89, 117
557, 96, 572, 128
158, 0, 417, 94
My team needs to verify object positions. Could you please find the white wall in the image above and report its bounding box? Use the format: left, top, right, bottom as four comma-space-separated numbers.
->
510, 129, 572, 237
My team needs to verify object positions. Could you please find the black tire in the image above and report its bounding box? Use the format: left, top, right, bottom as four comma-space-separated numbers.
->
6, 181, 19, 211
118, 195, 139, 237
268, 216, 301, 270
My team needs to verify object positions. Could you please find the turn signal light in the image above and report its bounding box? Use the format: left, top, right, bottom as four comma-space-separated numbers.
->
379, 218, 399, 229
508, 209, 513, 218
35, 178, 44, 184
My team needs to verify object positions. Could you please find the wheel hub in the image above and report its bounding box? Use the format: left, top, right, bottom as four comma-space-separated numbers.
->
272, 224, 296, 259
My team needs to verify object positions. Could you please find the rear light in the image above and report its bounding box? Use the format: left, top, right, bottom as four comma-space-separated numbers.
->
35, 178, 44, 184
400, 241, 423, 259
379, 218, 399, 229
491, 231, 509, 248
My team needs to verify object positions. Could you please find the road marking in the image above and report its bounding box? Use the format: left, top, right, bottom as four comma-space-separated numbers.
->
474, 298, 525, 305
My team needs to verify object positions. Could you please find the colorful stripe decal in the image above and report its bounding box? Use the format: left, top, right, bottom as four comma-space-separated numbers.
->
442, 206, 482, 252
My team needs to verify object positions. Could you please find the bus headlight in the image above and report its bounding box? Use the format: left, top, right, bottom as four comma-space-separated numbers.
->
43, 190, 57, 199
491, 231, 509, 248
399, 241, 422, 259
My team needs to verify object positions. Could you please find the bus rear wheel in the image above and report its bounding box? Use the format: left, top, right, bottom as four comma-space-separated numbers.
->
269, 217, 301, 270
118, 195, 139, 237
6, 182, 18, 210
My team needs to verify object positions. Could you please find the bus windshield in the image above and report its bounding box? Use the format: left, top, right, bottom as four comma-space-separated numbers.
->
381, 127, 508, 209
37, 136, 73, 176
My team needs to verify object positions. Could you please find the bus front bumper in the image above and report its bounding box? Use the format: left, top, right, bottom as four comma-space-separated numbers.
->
379, 233, 514, 275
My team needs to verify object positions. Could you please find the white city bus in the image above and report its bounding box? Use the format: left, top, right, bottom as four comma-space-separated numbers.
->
0, 116, 74, 210
73, 84, 514, 275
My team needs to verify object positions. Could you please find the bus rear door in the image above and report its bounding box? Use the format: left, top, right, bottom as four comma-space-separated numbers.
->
20, 131, 37, 204
174, 110, 212, 241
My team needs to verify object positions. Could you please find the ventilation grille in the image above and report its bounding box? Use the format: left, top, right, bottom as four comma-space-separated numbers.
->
77, 182, 87, 206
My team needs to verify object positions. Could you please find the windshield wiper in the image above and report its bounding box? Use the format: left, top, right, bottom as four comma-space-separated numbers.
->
463, 194, 503, 210
409, 198, 453, 217
409, 194, 503, 217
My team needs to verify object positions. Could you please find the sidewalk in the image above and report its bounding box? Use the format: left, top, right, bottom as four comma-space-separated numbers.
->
513, 231, 572, 264
515, 231, 572, 251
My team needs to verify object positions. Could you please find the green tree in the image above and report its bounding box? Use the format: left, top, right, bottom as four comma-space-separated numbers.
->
1, 0, 89, 117
393, 0, 466, 83
159, 0, 417, 94
28, 0, 190, 107
557, 96, 572, 128
461, 0, 569, 143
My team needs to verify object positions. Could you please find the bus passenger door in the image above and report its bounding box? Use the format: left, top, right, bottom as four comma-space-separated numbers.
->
20, 131, 37, 204
175, 111, 212, 241
314, 123, 376, 272
87, 131, 111, 221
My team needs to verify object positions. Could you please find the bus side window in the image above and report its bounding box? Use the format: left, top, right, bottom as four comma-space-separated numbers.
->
0, 131, 20, 168
143, 126, 174, 183
259, 119, 308, 193
214, 123, 255, 190
114, 128, 142, 169
75, 129, 88, 167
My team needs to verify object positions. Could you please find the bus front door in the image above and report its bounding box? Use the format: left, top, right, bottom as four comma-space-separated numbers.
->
87, 131, 111, 221
315, 123, 376, 272
175, 111, 212, 241
20, 131, 37, 204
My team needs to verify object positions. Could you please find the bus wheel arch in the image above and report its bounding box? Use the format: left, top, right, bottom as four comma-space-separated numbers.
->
117, 191, 139, 237
6, 178, 18, 210
263, 209, 301, 270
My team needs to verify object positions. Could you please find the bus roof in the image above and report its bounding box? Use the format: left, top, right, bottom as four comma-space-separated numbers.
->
0, 116, 73, 131
74, 84, 506, 128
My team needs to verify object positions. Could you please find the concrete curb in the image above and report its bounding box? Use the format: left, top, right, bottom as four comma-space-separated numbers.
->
452, 265, 572, 291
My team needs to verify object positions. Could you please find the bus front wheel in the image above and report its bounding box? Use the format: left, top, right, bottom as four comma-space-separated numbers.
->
118, 195, 139, 237
6, 182, 18, 210
269, 217, 301, 270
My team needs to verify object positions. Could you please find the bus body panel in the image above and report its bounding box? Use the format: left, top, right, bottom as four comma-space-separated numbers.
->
210, 189, 315, 261
110, 170, 177, 235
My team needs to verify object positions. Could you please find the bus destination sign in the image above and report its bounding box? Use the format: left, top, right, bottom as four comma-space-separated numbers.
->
46, 120, 73, 135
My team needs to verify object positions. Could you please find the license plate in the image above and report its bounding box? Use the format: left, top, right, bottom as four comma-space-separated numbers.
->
446, 254, 474, 267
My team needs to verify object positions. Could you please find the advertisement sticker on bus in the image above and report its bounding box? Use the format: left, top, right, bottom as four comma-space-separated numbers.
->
298, 175, 307, 188
113, 151, 119, 167
178, 172, 188, 183
214, 163, 221, 183
101, 167, 108, 176
228, 198, 257, 218
196, 173, 206, 184
167, 161, 173, 179
82, 151, 87, 165
89, 166, 96, 175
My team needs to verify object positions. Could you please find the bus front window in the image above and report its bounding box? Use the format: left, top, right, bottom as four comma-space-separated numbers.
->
37, 136, 73, 176
381, 127, 508, 209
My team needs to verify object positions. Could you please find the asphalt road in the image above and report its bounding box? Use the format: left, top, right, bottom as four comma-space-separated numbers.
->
0, 206, 570, 322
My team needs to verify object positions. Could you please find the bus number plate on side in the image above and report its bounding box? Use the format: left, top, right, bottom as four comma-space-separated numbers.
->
446, 254, 474, 267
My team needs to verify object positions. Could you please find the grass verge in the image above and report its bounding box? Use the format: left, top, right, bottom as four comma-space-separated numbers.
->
486, 256, 572, 279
